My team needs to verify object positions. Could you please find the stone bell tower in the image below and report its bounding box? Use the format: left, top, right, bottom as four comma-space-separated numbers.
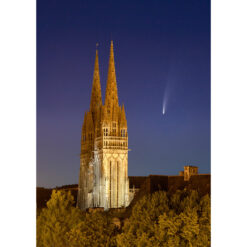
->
77, 41, 129, 210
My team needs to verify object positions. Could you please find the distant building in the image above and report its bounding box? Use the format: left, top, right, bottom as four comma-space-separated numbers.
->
128, 166, 210, 205
77, 41, 129, 210
184, 165, 198, 181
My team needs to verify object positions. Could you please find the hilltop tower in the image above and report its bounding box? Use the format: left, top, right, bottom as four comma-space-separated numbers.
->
77, 42, 129, 210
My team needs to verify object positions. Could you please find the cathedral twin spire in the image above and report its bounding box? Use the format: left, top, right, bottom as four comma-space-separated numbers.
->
89, 41, 124, 120
78, 42, 129, 211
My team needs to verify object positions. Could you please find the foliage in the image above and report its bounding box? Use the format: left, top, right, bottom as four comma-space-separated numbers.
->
37, 190, 82, 247
37, 190, 119, 247
37, 186, 78, 209
117, 190, 210, 247
66, 212, 119, 247
116, 191, 169, 247
37, 189, 210, 247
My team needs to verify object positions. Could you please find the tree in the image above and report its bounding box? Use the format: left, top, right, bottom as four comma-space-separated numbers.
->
117, 190, 210, 247
37, 190, 82, 247
37, 189, 210, 247
117, 191, 170, 247
66, 211, 119, 247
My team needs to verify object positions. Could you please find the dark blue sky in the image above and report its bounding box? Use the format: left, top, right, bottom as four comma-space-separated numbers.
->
37, 0, 210, 188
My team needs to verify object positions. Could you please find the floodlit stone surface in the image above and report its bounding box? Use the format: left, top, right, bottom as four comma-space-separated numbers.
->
184, 165, 198, 181
77, 42, 129, 210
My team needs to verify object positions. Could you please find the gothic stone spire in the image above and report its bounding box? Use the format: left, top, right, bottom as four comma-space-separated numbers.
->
90, 49, 102, 114
105, 41, 119, 109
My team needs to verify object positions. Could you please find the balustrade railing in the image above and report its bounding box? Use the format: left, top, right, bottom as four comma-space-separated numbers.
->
95, 136, 128, 150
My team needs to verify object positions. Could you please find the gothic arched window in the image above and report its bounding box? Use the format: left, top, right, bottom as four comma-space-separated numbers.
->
112, 122, 117, 136
104, 128, 109, 136
121, 129, 126, 137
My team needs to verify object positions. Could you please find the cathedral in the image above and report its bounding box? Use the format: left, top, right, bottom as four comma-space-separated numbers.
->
77, 41, 129, 210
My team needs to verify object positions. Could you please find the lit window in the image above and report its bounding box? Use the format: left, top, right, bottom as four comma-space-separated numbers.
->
112, 123, 117, 136
103, 128, 109, 136
112, 128, 116, 136
121, 129, 126, 137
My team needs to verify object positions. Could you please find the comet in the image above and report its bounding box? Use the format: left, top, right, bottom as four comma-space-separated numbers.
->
162, 102, 166, 115
162, 62, 176, 116
162, 80, 171, 116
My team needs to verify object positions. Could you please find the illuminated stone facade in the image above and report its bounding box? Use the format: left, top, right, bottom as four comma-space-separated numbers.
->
184, 166, 198, 181
77, 41, 129, 210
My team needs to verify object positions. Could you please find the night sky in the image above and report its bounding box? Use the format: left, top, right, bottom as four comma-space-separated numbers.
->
37, 0, 210, 188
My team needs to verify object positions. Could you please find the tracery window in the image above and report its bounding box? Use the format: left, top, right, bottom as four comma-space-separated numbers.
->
112, 129, 116, 136
121, 129, 126, 137
112, 122, 117, 136
104, 128, 109, 136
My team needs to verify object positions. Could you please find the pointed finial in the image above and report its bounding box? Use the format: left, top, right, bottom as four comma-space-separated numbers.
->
110, 40, 114, 57
120, 103, 127, 126
96, 43, 99, 57
122, 104, 126, 115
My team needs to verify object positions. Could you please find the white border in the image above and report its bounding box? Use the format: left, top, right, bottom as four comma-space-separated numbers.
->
212, 0, 247, 246
0, 1, 36, 246
0, 0, 247, 246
